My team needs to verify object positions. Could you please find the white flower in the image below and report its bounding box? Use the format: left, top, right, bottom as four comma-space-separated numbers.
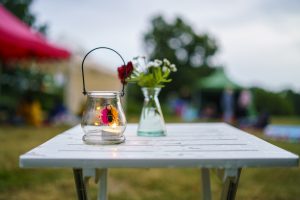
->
163, 58, 170, 66
132, 56, 147, 73
154, 59, 162, 66
152, 60, 161, 67
146, 61, 155, 68
170, 64, 177, 72
153, 62, 160, 68
162, 66, 169, 72
147, 60, 161, 68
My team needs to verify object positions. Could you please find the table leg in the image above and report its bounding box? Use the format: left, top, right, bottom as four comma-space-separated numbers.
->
220, 168, 242, 200
97, 169, 108, 200
201, 168, 212, 200
73, 168, 88, 200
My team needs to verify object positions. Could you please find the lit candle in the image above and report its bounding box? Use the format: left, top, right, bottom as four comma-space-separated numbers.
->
102, 123, 122, 140
111, 123, 117, 128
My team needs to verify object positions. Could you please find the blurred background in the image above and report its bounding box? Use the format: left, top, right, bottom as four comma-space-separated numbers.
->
0, 0, 299, 199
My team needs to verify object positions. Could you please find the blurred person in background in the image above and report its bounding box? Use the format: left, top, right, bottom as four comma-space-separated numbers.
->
221, 87, 234, 123
48, 98, 67, 125
18, 93, 43, 127
237, 89, 252, 119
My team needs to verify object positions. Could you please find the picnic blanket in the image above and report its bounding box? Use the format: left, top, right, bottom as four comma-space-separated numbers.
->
264, 125, 300, 142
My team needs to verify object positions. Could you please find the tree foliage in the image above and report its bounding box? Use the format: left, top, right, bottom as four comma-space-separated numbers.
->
0, 0, 48, 35
252, 88, 295, 116
143, 15, 218, 99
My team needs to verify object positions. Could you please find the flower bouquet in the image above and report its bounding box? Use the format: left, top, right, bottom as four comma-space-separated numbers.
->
118, 57, 177, 136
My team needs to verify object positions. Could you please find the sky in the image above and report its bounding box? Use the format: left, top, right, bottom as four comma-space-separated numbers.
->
31, 0, 300, 92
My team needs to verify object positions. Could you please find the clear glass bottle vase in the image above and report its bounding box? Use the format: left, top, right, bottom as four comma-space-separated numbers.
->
137, 87, 166, 136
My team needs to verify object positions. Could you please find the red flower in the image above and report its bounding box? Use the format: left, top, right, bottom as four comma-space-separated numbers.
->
117, 61, 133, 84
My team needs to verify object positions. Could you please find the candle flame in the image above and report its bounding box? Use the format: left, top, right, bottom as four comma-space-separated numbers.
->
96, 106, 101, 110
111, 123, 117, 128
94, 122, 99, 126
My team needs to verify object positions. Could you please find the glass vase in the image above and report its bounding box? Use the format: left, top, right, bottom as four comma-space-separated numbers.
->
137, 87, 166, 136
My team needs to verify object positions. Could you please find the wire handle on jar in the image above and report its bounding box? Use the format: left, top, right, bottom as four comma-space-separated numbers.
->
81, 47, 126, 97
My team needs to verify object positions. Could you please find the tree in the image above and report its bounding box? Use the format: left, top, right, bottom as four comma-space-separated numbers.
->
252, 88, 295, 116
144, 16, 218, 98
0, 0, 48, 35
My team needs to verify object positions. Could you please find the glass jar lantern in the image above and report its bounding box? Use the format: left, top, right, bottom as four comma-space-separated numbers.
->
80, 47, 127, 145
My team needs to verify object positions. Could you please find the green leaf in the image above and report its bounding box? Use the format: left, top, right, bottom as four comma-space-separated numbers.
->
162, 70, 170, 78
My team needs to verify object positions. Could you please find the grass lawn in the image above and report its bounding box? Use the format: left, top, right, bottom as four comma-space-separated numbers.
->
0, 117, 299, 200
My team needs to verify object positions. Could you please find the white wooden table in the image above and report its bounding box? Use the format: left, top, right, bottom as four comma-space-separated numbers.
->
19, 123, 299, 200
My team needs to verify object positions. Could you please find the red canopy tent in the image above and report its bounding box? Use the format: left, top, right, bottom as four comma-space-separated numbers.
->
0, 5, 70, 61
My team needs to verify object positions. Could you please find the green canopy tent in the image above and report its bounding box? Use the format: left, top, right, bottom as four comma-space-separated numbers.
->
196, 68, 241, 90
194, 68, 243, 118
